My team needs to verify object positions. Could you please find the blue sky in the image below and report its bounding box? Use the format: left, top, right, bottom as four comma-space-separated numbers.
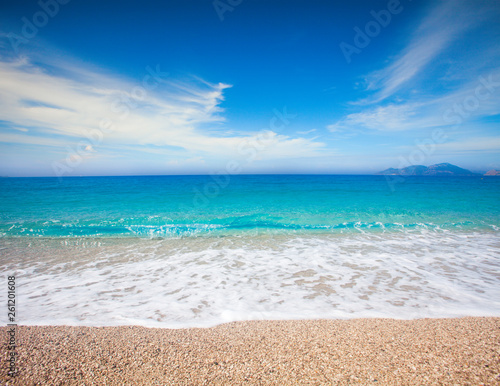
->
0, 0, 499, 176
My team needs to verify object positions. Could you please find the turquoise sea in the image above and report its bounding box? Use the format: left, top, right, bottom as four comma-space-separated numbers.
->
1, 175, 499, 237
1, 175, 499, 327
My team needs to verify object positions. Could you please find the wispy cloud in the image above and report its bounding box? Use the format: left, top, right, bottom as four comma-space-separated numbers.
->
0, 55, 229, 143
329, 68, 500, 133
0, 52, 325, 175
361, 0, 475, 104
329, 0, 500, 138
328, 104, 420, 132
297, 129, 316, 135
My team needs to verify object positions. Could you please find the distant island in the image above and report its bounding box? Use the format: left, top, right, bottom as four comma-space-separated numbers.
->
485, 170, 500, 176
377, 163, 481, 176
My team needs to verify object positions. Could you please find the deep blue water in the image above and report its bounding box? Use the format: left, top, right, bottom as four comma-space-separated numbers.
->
1, 175, 499, 238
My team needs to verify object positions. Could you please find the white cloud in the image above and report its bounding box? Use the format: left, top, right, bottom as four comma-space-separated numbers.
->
362, 0, 476, 103
329, 104, 420, 132
329, 0, 500, 140
0, 53, 326, 174
330, 64, 500, 133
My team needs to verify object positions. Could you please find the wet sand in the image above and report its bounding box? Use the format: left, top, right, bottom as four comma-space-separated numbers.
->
1, 317, 499, 385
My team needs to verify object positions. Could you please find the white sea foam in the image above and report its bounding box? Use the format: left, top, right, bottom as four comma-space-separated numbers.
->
1, 230, 499, 328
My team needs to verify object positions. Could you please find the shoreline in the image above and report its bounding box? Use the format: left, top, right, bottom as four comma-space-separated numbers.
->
1, 317, 499, 385
1, 223, 499, 240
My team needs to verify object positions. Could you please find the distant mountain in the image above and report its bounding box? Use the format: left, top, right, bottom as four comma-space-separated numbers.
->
485, 169, 500, 176
377, 163, 480, 176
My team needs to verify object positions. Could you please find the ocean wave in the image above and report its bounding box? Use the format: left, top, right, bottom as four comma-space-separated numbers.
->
0, 217, 496, 238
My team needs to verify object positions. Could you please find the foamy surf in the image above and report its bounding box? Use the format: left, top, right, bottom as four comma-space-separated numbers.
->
2, 230, 499, 328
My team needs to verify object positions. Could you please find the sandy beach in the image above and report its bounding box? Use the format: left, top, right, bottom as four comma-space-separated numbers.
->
1, 317, 499, 385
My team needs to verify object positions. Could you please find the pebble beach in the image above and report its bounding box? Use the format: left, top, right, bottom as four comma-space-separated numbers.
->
2, 317, 499, 385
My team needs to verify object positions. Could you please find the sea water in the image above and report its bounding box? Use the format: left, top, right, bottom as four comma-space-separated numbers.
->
0, 175, 499, 327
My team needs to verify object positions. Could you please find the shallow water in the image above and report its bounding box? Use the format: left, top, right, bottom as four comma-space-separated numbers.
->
1, 230, 499, 327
